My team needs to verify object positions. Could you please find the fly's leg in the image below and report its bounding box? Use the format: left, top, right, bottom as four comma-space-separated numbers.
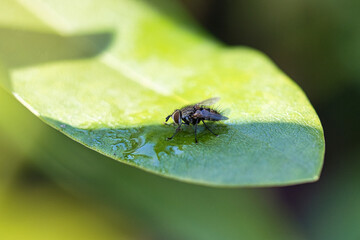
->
194, 123, 198, 143
202, 120, 218, 136
167, 126, 181, 140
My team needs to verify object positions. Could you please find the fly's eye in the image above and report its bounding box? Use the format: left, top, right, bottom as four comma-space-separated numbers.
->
172, 110, 182, 125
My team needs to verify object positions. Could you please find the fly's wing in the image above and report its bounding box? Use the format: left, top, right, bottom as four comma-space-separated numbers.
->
195, 97, 220, 107
196, 109, 229, 121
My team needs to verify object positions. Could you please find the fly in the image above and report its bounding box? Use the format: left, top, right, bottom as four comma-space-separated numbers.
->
165, 97, 228, 143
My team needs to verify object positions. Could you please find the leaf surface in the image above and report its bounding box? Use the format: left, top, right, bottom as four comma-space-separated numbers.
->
0, 0, 324, 186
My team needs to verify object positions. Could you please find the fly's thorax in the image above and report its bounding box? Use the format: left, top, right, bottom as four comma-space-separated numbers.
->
180, 105, 196, 117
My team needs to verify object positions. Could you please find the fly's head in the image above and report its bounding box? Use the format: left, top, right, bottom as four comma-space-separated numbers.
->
172, 109, 182, 125
165, 109, 182, 125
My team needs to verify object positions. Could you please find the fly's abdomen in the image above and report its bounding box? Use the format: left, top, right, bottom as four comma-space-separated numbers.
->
194, 108, 228, 121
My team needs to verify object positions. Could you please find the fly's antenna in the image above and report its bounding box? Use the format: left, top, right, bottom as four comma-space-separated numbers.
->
165, 115, 172, 122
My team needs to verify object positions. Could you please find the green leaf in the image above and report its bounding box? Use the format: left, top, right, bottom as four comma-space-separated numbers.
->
0, 88, 304, 240
0, 0, 324, 186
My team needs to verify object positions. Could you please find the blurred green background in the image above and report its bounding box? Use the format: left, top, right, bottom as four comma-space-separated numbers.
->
0, 0, 359, 239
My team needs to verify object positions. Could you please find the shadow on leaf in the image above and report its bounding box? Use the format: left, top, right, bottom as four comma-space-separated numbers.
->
42, 117, 324, 187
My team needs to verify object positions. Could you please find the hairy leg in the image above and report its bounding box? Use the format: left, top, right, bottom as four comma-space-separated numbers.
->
167, 126, 181, 140
202, 120, 218, 136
